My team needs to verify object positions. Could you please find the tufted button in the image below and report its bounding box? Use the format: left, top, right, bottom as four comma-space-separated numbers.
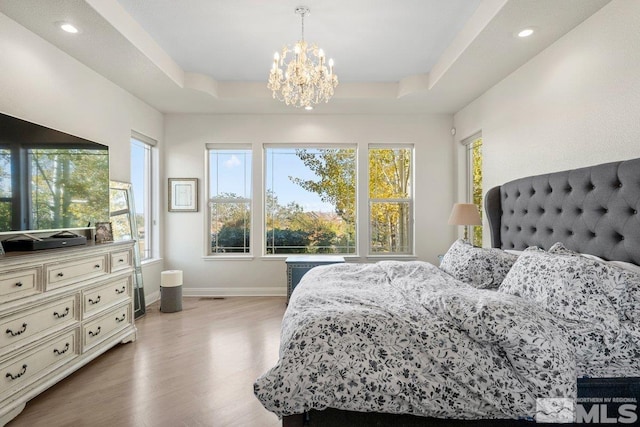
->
557, 208, 563, 214
577, 207, 583, 214
617, 182, 623, 188
621, 236, 625, 241
635, 210, 638, 215
531, 227, 537, 233
523, 209, 528, 214
517, 226, 522, 231
568, 230, 574, 236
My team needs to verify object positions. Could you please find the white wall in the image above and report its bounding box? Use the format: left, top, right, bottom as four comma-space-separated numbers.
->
164, 114, 455, 295
454, 0, 640, 237
0, 12, 165, 299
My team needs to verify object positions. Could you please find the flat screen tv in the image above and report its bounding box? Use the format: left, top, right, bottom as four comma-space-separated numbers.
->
0, 113, 110, 234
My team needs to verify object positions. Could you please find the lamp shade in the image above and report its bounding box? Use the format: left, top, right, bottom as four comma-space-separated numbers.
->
161, 270, 183, 287
448, 203, 482, 226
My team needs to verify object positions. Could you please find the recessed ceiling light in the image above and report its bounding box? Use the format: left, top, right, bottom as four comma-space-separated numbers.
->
59, 22, 79, 34
305, 105, 314, 111
517, 28, 534, 38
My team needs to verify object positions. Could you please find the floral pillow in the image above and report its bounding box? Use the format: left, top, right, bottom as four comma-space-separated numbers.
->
498, 246, 620, 362
547, 242, 638, 322
439, 239, 518, 289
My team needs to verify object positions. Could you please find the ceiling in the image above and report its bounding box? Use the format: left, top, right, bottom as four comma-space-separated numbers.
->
0, 0, 612, 115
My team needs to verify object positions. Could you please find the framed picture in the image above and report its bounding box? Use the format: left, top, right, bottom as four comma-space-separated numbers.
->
169, 178, 198, 212
95, 222, 113, 243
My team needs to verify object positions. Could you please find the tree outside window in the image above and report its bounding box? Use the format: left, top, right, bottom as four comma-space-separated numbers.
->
468, 138, 483, 247
368, 147, 413, 254
265, 147, 356, 255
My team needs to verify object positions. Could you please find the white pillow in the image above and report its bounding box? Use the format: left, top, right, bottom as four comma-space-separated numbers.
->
439, 239, 518, 289
547, 242, 638, 322
499, 246, 620, 363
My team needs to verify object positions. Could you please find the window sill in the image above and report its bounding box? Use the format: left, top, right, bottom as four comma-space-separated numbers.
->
141, 258, 163, 267
202, 255, 255, 261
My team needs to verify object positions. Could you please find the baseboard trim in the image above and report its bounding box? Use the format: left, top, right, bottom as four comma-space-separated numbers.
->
183, 287, 286, 297
145, 291, 160, 306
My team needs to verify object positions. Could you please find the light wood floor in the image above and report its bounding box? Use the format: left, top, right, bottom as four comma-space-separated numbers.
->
7, 297, 286, 427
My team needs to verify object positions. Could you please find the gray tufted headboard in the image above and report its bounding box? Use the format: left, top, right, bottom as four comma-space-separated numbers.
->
485, 158, 640, 265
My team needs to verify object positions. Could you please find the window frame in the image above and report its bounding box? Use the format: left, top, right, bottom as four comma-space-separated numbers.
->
462, 133, 483, 247
130, 132, 156, 261
263, 143, 358, 257
206, 144, 253, 257
367, 144, 415, 256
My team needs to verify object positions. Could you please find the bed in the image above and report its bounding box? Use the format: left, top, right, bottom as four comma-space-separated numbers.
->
255, 157, 640, 426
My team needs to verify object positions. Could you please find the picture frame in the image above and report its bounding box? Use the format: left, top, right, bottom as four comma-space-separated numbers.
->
168, 178, 198, 212
95, 222, 114, 243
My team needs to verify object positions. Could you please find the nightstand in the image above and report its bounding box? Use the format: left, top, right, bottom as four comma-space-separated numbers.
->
286, 255, 345, 302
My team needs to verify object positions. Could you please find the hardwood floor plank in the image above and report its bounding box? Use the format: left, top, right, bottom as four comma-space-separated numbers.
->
7, 297, 285, 427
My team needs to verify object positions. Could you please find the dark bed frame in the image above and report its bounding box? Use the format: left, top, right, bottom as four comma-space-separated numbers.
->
282, 158, 640, 427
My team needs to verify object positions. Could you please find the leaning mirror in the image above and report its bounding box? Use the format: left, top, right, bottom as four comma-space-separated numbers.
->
110, 181, 146, 318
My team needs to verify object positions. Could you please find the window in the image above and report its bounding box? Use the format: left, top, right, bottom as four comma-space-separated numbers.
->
0, 149, 12, 230
131, 134, 155, 260
265, 146, 356, 255
368, 146, 413, 255
465, 135, 483, 247
208, 146, 252, 255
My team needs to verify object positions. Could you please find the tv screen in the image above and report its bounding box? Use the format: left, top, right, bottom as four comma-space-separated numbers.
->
0, 113, 110, 233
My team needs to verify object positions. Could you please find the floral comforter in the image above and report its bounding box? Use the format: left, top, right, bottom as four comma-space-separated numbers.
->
254, 261, 577, 419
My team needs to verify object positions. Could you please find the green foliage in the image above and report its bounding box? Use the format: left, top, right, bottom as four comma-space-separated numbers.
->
470, 139, 483, 247
216, 226, 250, 253
291, 149, 356, 223
265, 229, 310, 254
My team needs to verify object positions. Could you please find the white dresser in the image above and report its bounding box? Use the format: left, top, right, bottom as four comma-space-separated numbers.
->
0, 241, 137, 425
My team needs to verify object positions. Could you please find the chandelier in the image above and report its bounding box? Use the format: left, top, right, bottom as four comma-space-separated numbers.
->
268, 6, 338, 110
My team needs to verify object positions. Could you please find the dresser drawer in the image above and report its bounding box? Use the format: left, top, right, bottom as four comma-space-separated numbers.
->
0, 330, 77, 399
110, 249, 132, 272
0, 267, 41, 303
45, 255, 108, 290
83, 304, 131, 351
82, 277, 131, 318
0, 295, 77, 353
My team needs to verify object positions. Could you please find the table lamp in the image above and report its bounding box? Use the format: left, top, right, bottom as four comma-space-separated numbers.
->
448, 203, 482, 242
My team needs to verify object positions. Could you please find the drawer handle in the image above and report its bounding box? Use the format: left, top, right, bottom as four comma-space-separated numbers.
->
53, 343, 70, 356
115, 314, 126, 323
14, 282, 23, 287
88, 327, 101, 337
57, 273, 64, 277
115, 286, 126, 294
6, 323, 27, 337
53, 307, 70, 319
118, 258, 125, 263
88, 296, 101, 305
6, 364, 27, 380
94, 264, 101, 269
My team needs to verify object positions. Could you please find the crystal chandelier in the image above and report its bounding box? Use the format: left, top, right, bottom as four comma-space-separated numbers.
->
268, 6, 338, 110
